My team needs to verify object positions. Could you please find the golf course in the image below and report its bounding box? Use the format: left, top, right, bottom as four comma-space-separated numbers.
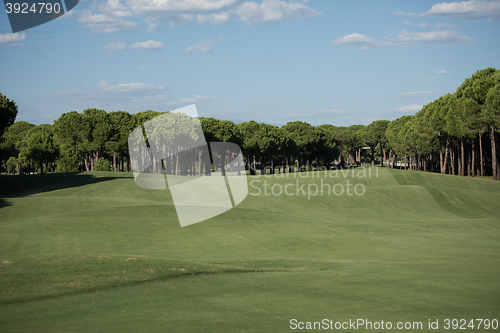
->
0, 167, 499, 332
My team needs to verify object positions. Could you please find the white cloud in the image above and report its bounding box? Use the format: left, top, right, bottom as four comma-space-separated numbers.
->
166, 94, 217, 106
185, 36, 225, 52
426, 0, 500, 21
124, 0, 237, 28
331, 33, 393, 50
236, 0, 321, 25
130, 40, 165, 50
0, 32, 26, 47
197, 11, 232, 25
395, 29, 474, 44
42, 80, 166, 97
390, 104, 423, 113
436, 70, 452, 75
401, 20, 428, 27
95, 0, 133, 16
76, 10, 138, 33
103, 41, 127, 52
436, 22, 456, 28
398, 90, 440, 98
393, 10, 419, 17
75, 0, 321, 31
333, 29, 473, 50
38, 79, 170, 111
126, 0, 236, 12
97, 80, 166, 92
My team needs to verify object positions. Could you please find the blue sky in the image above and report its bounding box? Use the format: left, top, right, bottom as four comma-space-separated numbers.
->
1, 0, 499, 126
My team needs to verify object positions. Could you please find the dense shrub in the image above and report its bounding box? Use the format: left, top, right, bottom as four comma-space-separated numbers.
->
94, 157, 112, 171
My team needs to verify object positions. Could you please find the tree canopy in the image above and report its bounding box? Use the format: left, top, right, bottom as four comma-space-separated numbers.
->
1, 68, 498, 180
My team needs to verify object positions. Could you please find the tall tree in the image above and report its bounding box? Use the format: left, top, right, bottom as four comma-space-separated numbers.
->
1, 121, 35, 167
19, 125, 58, 174
0, 93, 18, 136
82, 108, 110, 171
106, 111, 136, 172
282, 121, 321, 171
457, 68, 499, 179
238, 121, 263, 175
53, 111, 89, 171
485, 81, 500, 180
0, 93, 19, 173
364, 120, 389, 167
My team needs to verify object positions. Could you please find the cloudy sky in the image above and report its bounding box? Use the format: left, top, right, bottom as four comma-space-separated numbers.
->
1, 0, 499, 126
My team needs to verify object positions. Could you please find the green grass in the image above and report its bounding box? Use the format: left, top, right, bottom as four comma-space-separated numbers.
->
0, 168, 499, 332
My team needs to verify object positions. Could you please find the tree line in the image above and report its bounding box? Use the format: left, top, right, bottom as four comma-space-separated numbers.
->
0, 67, 498, 180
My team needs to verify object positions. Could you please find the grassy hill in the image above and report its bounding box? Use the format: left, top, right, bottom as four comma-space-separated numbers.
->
1, 168, 499, 332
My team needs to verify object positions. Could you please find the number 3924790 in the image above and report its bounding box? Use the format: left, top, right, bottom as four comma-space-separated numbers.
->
5, 2, 61, 14
444, 319, 498, 330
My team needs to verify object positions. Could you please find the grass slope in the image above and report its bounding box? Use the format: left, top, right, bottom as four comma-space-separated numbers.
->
0, 168, 499, 332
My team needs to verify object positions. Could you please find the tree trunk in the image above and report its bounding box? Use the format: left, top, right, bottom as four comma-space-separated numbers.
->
442, 135, 450, 174
84, 155, 89, 171
479, 132, 484, 177
492, 126, 498, 180
471, 139, 475, 177
175, 152, 179, 175
450, 147, 455, 175
461, 139, 465, 177
438, 134, 443, 173
221, 150, 226, 176
371, 146, 375, 167
198, 151, 202, 176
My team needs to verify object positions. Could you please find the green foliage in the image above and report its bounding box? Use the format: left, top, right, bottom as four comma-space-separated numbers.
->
386, 115, 414, 156
53, 111, 88, 152
282, 121, 322, 161
93, 157, 112, 171
19, 126, 58, 174
106, 111, 136, 160
0, 93, 18, 136
55, 144, 79, 172
6, 156, 17, 174
36, 166, 47, 174
1, 121, 35, 159
1, 67, 498, 178
201, 117, 241, 145
365, 120, 389, 148
484, 82, 500, 128
83, 108, 111, 154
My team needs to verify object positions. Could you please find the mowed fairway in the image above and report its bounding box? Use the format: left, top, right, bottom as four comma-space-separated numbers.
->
0, 168, 499, 332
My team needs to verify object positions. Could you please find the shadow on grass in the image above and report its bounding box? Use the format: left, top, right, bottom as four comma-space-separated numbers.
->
0, 198, 10, 209
0, 172, 119, 201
